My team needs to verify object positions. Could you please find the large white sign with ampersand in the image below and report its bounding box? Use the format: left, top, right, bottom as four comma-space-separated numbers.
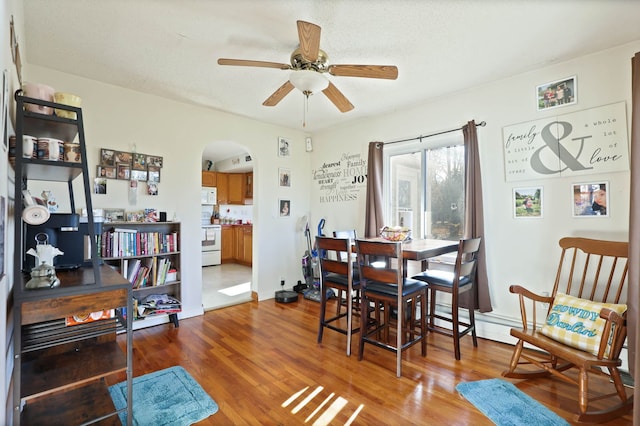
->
502, 101, 628, 182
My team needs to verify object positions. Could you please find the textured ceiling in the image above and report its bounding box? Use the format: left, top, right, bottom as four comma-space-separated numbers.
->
22, 0, 640, 162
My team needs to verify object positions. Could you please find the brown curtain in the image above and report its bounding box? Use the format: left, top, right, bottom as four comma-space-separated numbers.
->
364, 142, 385, 238
462, 120, 492, 313
629, 51, 640, 424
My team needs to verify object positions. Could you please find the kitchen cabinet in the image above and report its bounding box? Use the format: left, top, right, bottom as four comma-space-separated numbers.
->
242, 226, 253, 265
202, 171, 216, 187
217, 172, 229, 204
221, 225, 235, 262
245, 172, 253, 201
233, 225, 252, 266
12, 93, 132, 425
228, 173, 244, 204
215, 172, 252, 205
221, 225, 252, 265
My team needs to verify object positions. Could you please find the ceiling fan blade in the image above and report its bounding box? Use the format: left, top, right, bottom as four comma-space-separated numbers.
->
328, 64, 398, 80
263, 81, 295, 107
322, 82, 354, 113
218, 58, 291, 70
297, 20, 321, 62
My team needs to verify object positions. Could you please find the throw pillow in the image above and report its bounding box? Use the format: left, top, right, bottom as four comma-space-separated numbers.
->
539, 293, 627, 357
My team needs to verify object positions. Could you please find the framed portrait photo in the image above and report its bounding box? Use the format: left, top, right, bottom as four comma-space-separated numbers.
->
100, 148, 116, 166
536, 75, 576, 111
117, 163, 130, 180
279, 168, 290, 187
97, 165, 116, 179
572, 182, 608, 217
513, 187, 543, 218
279, 199, 290, 217
278, 137, 290, 157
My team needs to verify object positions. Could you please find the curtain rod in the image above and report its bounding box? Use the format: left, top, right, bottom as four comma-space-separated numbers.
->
383, 120, 486, 145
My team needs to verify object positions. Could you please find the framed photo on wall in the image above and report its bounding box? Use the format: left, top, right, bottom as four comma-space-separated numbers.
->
278, 137, 290, 157
132, 153, 147, 170
279, 199, 290, 217
115, 151, 132, 165
536, 75, 576, 111
572, 182, 608, 217
513, 187, 543, 218
117, 163, 130, 180
100, 149, 116, 166
131, 170, 148, 181
279, 168, 290, 187
146, 155, 163, 168
97, 166, 116, 179
147, 166, 161, 182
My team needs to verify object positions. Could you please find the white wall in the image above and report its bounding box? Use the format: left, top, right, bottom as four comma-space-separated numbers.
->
310, 41, 639, 343
24, 65, 311, 320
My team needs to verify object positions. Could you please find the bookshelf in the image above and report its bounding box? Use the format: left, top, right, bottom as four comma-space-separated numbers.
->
100, 221, 181, 328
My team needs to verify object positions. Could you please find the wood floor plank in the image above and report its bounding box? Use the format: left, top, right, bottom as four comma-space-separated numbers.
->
115, 298, 633, 425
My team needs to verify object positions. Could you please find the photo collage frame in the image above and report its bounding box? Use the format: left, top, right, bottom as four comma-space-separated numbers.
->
98, 148, 163, 182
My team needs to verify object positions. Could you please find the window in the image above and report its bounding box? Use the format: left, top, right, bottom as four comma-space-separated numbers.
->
385, 135, 465, 240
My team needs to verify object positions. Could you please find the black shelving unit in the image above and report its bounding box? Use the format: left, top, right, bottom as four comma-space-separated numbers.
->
11, 92, 133, 425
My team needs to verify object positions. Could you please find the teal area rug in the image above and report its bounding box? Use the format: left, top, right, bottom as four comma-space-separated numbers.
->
455, 379, 569, 426
109, 366, 219, 426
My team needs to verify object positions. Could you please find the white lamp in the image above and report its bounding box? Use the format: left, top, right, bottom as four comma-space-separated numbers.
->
289, 70, 329, 94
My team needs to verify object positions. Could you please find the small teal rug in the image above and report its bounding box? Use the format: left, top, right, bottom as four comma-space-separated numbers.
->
109, 366, 219, 426
455, 379, 569, 426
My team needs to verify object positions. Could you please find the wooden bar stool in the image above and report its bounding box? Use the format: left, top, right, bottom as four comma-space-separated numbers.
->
316, 236, 360, 356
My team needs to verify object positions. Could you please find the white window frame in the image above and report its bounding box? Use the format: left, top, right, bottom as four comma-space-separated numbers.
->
383, 131, 465, 239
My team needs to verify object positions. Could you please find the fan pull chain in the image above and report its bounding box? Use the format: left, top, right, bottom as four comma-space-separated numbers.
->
302, 90, 312, 128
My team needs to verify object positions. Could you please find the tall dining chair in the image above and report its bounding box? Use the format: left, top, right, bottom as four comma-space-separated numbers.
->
332, 230, 358, 315
355, 239, 428, 377
316, 235, 360, 356
412, 237, 482, 360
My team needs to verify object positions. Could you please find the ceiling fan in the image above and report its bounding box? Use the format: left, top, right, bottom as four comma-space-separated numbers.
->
217, 20, 398, 113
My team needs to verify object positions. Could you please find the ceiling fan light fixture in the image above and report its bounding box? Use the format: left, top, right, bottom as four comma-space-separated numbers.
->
289, 70, 329, 94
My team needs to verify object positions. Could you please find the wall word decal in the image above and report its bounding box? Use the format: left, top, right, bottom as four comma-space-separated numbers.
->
313, 152, 367, 203
502, 101, 628, 182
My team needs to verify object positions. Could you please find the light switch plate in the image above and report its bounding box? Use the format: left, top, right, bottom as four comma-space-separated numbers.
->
305, 137, 313, 152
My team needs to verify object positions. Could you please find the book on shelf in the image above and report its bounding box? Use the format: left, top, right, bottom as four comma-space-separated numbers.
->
126, 259, 141, 283
113, 227, 137, 233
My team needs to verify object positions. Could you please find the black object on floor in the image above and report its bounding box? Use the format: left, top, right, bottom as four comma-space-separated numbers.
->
275, 290, 299, 303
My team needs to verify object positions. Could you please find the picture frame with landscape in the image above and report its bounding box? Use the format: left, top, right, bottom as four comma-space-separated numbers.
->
513, 187, 543, 218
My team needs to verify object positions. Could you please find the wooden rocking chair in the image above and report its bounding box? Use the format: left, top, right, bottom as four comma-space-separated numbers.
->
502, 237, 633, 423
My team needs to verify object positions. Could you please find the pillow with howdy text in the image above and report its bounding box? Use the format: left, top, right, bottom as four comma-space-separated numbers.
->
539, 293, 627, 357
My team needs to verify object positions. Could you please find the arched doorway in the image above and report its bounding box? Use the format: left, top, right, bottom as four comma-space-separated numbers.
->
201, 140, 253, 310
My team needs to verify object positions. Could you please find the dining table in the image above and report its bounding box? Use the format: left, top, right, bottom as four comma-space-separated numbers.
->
356, 237, 459, 275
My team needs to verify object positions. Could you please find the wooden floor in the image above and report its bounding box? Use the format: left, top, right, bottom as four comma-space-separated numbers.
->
116, 297, 633, 425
